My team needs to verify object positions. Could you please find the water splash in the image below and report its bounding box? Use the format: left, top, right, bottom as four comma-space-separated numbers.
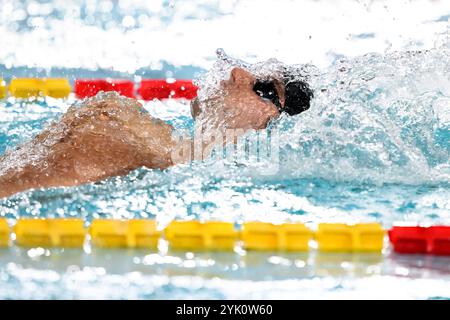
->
195, 48, 450, 185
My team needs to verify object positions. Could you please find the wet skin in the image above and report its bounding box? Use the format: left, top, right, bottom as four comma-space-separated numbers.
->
0, 68, 282, 198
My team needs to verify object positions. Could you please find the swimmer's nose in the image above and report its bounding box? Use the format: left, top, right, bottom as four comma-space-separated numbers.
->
229, 68, 256, 88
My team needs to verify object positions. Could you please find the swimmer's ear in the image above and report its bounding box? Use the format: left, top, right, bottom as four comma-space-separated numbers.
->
229, 67, 256, 88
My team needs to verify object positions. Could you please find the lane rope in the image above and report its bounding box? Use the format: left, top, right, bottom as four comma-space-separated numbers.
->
0, 78, 198, 100
1, 217, 449, 255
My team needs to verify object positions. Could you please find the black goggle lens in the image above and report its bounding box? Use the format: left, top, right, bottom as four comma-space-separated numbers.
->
253, 81, 281, 110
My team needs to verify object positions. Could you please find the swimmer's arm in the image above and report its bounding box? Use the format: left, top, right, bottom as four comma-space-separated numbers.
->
0, 96, 177, 199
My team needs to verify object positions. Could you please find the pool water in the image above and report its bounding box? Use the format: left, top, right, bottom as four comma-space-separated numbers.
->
1, 0, 450, 299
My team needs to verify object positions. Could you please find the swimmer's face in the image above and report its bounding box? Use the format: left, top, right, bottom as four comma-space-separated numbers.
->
191, 68, 281, 131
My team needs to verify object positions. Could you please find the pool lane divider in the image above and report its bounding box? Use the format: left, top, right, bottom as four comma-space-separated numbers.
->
13, 218, 86, 247
165, 221, 238, 250
0, 78, 6, 99
0, 78, 198, 100
8, 78, 72, 98
89, 219, 160, 248
74, 79, 198, 100
389, 226, 450, 255
316, 223, 385, 252
138, 79, 198, 100
75, 79, 135, 99
1, 218, 450, 255
241, 222, 312, 251
0, 218, 9, 247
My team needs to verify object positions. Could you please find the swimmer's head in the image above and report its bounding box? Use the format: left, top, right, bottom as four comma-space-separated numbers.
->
190, 67, 312, 130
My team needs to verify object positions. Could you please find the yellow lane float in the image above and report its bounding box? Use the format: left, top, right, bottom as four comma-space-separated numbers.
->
4, 218, 389, 253
9, 78, 45, 98
315, 223, 385, 252
8, 78, 71, 98
43, 78, 72, 98
241, 222, 313, 251
0, 79, 6, 99
165, 221, 238, 250
0, 218, 9, 247
89, 219, 160, 248
14, 218, 86, 248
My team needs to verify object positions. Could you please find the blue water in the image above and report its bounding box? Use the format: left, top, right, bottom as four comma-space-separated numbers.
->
1, 0, 450, 299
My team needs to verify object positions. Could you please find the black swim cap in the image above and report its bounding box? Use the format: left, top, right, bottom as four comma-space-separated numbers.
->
253, 75, 313, 116
281, 74, 313, 116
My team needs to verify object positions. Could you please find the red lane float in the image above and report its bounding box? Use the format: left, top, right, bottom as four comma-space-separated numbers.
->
75, 79, 135, 98
106, 80, 135, 98
74, 79, 105, 98
388, 226, 450, 255
74, 79, 197, 100
138, 79, 198, 100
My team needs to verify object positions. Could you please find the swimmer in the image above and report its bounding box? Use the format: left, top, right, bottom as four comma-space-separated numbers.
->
0, 67, 312, 198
